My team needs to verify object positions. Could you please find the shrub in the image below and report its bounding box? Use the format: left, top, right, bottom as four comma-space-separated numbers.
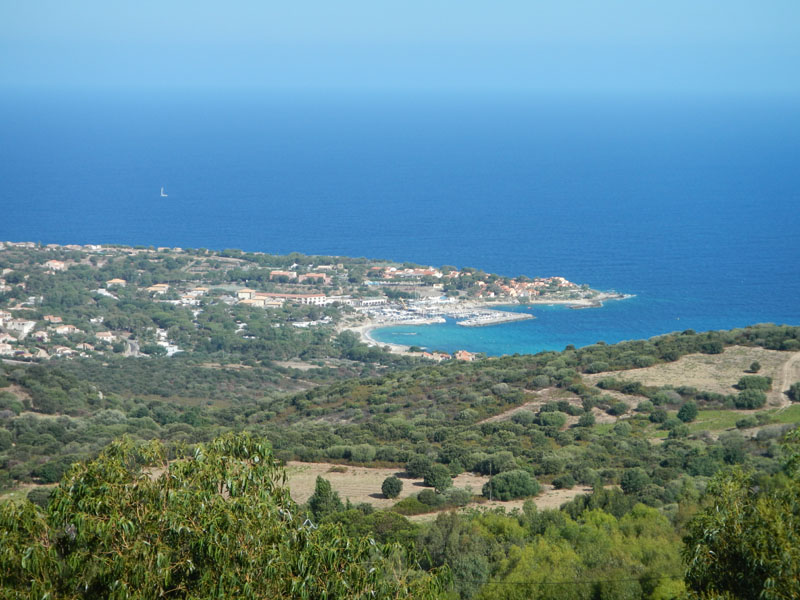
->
26, 486, 54, 508
734, 389, 766, 409
405, 455, 433, 479
552, 474, 575, 489
735, 416, 758, 429
668, 424, 690, 439
577, 413, 595, 427
620, 468, 650, 495
308, 476, 344, 520
417, 489, 444, 507
649, 408, 668, 423
749, 361, 761, 373
700, 340, 724, 354
423, 464, 452, 492
538, 411, 567, 428
788, 382, 800, 403
381, 476, 402, 499
350, 444, 376, 463
444, 487, 473, 507
677, 401, 698, 423
482, 470, 540, 501
391, 495, 430, 516
511, 411, 535, 426
607, 402, 628, 416
0, 429, 11, 452
736, 376, 772, 391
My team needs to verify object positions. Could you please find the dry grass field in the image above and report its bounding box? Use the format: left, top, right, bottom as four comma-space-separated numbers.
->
285, 461, 490, 510
284, 461, 593, 519
584, 346, 799, 407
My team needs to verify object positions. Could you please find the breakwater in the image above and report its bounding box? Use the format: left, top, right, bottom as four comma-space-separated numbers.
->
457, 311, 535, 327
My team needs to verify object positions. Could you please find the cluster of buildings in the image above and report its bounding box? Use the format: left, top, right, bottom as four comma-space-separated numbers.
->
235, 288, 389, 309
418, 349, 477, 362
0, 308, 129, 360
473, 276, 578, 299
368, 266, 444, 280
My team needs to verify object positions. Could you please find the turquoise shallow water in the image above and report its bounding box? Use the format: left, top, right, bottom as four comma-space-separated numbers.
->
1, 91, 799, 354
371, 297, 797, 357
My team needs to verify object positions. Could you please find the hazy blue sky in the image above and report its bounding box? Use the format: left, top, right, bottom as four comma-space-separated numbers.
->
2, 1, 799, 95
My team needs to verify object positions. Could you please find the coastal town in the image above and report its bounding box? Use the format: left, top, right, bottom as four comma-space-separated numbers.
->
0, 241, 625, 364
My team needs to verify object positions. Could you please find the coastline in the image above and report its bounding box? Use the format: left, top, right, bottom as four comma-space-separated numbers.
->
346, 292, 634, 355
345, 319, 421, 354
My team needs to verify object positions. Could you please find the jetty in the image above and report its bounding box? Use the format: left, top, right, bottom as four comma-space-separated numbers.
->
457, 310, 534, 327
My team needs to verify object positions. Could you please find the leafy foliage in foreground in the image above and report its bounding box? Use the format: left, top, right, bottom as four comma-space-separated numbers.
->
0, 433, 444, 599
683, 430, 800, 600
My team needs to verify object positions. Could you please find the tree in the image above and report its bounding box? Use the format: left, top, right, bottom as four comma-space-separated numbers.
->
683, 467, 800, 599
382, 476, 403, 499
308, 475, 344, 520
788, 382, 800, 403
423, 464, 453, 493
677, 401, 698, 423
749, 361, 761, 373
620, 468, 650, 495
0, 434, 445, 599
406, 454, 433, 479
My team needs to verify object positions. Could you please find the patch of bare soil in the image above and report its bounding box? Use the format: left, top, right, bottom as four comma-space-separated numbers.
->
776, 352, 800, 408
274, 360, 320, 371
479, 388, 582, 424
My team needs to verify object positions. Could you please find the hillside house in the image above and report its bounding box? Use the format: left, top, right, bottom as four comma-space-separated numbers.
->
6, 319, 36, 338
44, 259, 66, 271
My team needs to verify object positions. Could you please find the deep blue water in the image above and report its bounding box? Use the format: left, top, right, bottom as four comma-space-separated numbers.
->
1, 90, 798, 354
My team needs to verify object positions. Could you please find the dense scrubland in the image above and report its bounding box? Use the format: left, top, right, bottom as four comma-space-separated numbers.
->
2, 320, 800, 598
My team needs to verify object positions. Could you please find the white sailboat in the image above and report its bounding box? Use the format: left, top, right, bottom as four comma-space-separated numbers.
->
160, 186, 168, 198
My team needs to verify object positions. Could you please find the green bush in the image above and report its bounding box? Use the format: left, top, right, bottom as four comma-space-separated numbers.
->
735, 389, 767, 409
788, 382, 800, 403
405, 455, 433, 479
735, 416, 758, 429
677, 401, 698, 423
443, 487, 473, 507
0, 429, 12, 452
417, 489, 445, 507
381, 476, 402, 499
736, 376, 772, 391
552, 474, 575, 489
538, 411, 567, 428
607, 402, 628, 416
482, 470, 540, 501
650, 408, 668, 423
391, 495, 431, 516
423, 464, 452, 492
620, 467, 650, 494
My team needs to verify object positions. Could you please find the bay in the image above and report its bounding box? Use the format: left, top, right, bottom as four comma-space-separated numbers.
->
1, 90, 798, 354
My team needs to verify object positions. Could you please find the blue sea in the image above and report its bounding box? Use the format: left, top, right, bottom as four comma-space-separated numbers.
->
1, 90, 798, 355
